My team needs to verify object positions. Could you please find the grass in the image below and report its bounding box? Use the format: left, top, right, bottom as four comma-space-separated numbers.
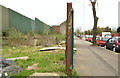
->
2, 45, 66, 77
2, 28, 78, 76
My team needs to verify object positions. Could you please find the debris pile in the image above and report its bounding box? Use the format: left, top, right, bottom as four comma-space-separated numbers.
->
0, 57, 22, 75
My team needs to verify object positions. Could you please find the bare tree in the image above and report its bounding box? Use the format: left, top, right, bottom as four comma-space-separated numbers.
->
90, 0, 99, 45
76, 27, 82, 34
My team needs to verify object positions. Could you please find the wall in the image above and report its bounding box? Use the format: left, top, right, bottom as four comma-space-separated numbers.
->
9, 9, 32, 33
52, 25, 60, 33
2, 6, 9, 32
35, 18, 44, 34
60, 21, 66, 35
50, 26, 53, 33
3, 36, 59, 46
44, 24, 50, 35
0, 5, 2, 33
1, 5, 51, 34
31, 19, 35, 32
118, 1, 120, 26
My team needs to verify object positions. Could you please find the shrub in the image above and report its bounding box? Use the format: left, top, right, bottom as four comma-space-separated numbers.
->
4, 28, 22, 41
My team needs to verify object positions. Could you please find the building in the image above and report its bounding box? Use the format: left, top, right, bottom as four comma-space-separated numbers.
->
52, 25, 60, 34
60, 21, 66, 35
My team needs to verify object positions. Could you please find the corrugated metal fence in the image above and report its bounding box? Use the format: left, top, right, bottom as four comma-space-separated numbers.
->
1, 5, 52, 34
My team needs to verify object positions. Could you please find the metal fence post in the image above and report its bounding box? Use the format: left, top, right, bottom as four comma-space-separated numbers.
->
66, 2, 72, 76
71, 8, 74, 69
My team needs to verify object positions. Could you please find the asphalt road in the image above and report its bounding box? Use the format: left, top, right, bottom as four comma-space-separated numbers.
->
74, 36, 120, 76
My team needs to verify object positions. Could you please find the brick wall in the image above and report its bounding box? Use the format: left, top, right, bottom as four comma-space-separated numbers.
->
52, 25, 60, 33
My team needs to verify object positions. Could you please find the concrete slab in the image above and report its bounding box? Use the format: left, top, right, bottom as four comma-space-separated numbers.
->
29, 72, 59, 76
7, 56, 28, 61
40, 47, 76, 51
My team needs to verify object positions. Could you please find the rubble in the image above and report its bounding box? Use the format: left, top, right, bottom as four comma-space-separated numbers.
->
26, 63, 39, 70
0, 57, 22, 76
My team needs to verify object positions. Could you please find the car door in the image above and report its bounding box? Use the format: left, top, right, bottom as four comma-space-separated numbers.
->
106, 38, 112, 49
109, 38, 115, 49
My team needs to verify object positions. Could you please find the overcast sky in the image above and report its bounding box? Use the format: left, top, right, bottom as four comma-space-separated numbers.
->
0, 0, 120, 31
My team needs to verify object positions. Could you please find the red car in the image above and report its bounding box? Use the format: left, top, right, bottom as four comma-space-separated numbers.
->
88, 37, 92, 42
88, 35, 93, 42
97, 37, 109, 46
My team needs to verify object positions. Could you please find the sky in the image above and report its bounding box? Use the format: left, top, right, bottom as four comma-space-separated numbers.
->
0, 0, 120, 31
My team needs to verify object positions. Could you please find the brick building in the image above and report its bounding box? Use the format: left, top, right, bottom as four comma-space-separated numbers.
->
52, 25, 60, 33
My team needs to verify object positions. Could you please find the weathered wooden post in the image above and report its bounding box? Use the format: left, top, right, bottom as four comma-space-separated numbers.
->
66, 2, 73, 76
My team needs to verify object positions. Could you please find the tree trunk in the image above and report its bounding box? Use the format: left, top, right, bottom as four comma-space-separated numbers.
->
91, 2, 99, 45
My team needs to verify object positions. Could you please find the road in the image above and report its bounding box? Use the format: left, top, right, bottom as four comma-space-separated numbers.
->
74, 36, 120, 76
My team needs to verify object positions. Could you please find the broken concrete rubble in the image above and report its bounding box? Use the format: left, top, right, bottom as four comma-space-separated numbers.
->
0, 57, 22, 75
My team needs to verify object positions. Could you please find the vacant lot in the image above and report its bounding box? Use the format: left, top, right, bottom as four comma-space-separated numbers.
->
2, 45, 66, 76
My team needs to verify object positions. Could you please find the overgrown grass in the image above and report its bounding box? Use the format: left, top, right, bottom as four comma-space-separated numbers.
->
34, 34, 65, 42
2, 45, 66, 76
3, 28, 65, 47
2, 28, 78, 77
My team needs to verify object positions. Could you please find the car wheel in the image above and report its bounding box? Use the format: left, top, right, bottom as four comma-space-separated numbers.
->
113, 47, 116, 52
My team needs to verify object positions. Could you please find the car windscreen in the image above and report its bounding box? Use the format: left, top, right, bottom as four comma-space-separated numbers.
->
96, 37, 100, 40
102, 38, 109, 41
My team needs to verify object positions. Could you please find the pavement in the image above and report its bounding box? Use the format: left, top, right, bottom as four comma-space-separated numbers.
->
74, 36, 120, 76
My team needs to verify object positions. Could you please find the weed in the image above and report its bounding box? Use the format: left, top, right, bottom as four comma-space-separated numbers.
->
2, 45, 65, 76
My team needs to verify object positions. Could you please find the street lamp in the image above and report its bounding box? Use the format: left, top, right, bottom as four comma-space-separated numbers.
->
90, 0, 99, 45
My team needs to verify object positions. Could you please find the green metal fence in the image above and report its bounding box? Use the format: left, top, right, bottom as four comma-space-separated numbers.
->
50, 26, 53, 33
9, 9, 32, 33
35, 18, 44, 34
44, 24, 49, 35
1, 5, 52, 34
1, 5, 9, 32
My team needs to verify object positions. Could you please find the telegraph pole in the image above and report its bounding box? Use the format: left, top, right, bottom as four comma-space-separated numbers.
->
66, 2, 73, 76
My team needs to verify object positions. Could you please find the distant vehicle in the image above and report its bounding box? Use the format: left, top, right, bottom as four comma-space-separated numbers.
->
76, 34, 80, 37
88, 35, 93, 42
91, 36, 101, 43
97, 37, 109, 46
81, 35, 84, 38
102, 32, 111, 38
85, 35, 89, 41
105, 37, 120, 52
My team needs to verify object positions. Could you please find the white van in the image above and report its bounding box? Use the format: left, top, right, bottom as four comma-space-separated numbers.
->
102, 32, 111, 38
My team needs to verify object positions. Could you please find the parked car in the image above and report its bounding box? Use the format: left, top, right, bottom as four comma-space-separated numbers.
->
81, 35, 84, 39
88, 35, 93, 42
105, 37, 120, 52
102, 32, 111, 38
97, 37, 109, 46
76, 34, 80, 37
85, 35, 89, 41
91, 36, 101, 43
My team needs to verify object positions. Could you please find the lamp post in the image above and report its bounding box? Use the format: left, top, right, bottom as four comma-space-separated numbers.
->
90, 0, 99, 45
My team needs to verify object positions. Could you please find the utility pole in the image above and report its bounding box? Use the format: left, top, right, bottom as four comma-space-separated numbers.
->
90, 0, 99, 45
66, 2, 73, 76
